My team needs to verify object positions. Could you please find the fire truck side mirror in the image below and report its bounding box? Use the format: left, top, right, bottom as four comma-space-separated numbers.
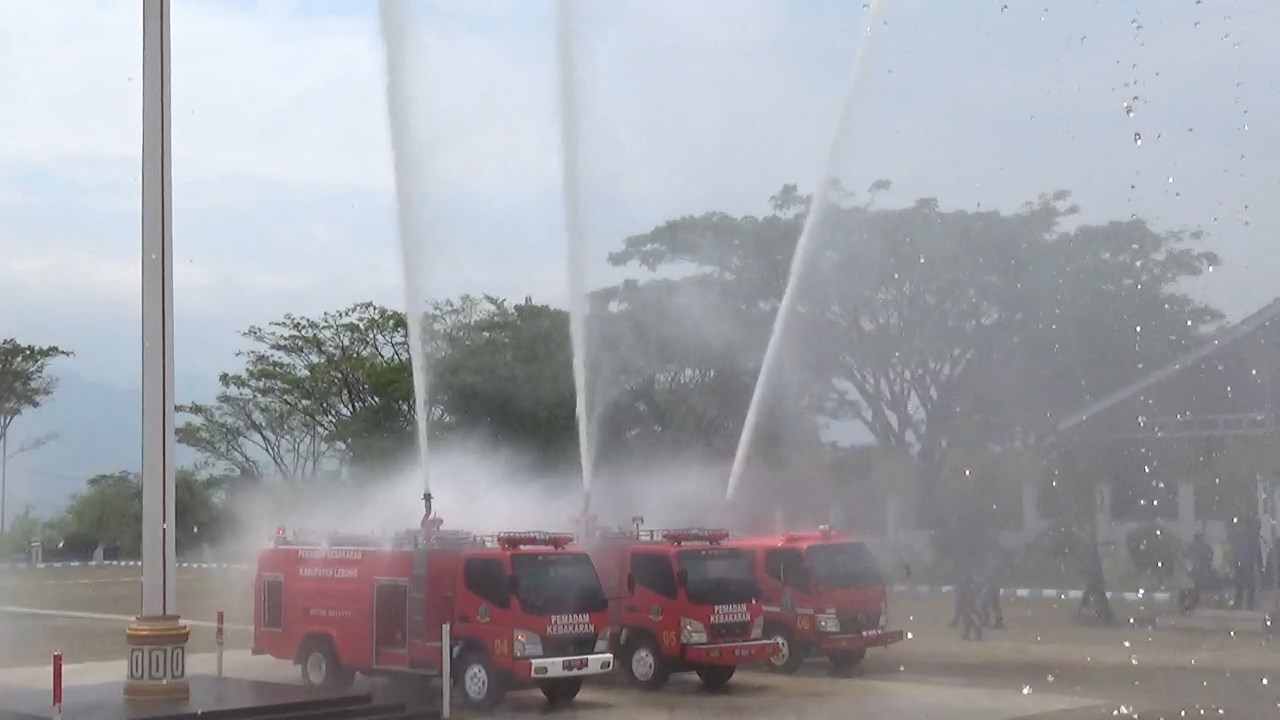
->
508, 574, 521, 596
626, 573, 635, 594
676, 569, 689, 587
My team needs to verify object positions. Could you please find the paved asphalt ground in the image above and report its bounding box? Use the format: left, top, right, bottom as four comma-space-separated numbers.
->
1, 565, 1277, 718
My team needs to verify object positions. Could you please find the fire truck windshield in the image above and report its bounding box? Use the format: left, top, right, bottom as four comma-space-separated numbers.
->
676, 547, 759, 605
805, 541, 883, 589
509, 552, 608, 616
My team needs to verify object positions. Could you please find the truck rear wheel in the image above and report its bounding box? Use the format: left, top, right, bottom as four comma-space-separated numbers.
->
765, 625, 806, 675
828, 649, 866, 675
457, 651, 506, 711
622, 635, 669, 691
539, 677, 583, 704
695, 665, 735, 690
298, 637, 354, 690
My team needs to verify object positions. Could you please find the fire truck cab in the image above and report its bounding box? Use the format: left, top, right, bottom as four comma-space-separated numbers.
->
583, 525, 778, 691
727, 526, 904, 674
253, 524, 613, 711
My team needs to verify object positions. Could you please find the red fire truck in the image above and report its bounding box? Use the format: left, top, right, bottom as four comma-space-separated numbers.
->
727, 526, 904, 674
252, 521, 614, 710
582, 524, 778, 691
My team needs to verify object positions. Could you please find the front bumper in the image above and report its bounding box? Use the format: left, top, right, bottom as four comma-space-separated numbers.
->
816, 628, 904, 652
512, 652, 614, 682
684, 639, 779, 666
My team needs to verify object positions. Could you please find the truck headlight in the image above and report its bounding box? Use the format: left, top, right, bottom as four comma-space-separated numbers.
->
750, 616, 764, 640
513, 629, 543, 657
594, 629, 611, 654
815, 614, 841, 633
680, 618, 707, 645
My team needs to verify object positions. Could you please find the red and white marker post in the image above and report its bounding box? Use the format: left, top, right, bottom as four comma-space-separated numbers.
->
215, 610, 225, 678
52, 651, 63, 720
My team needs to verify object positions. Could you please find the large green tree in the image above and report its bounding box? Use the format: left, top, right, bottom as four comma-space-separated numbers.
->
0, 339, 72, 534
57, 470, 226, 558
433, 298, 577, 466
178, 296, 580, 479
596, 184, 1223, 510
0, 339, 71, 442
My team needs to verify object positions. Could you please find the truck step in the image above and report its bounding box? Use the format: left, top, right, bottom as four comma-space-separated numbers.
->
372, 664, 440, 676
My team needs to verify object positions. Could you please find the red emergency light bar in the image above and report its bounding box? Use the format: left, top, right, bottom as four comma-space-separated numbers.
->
661, 528, 730, 545
495, 531, 575, 550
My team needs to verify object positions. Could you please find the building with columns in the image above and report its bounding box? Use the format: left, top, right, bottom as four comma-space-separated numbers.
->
867, 299, 1280, 563
1048, 297, 1280, 555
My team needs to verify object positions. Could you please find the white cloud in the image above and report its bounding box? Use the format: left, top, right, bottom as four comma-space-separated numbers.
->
0, 0, 1276, 396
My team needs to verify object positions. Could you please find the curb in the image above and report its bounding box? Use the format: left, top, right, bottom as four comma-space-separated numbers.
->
891, 584, 1172, 603
2, 560, 250, 571
2, 564, 1173, 602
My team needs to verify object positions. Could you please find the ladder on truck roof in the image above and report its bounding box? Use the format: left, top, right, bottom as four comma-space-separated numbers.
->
272, 527, 391, 548
590, 527, 731, 545
408, 543, 428, 643
406, 526, 483, 642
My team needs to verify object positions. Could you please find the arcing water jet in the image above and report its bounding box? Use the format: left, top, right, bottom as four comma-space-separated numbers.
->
378, 0, 432, 495
725, 0, 888, 501
556, 0, 595, 514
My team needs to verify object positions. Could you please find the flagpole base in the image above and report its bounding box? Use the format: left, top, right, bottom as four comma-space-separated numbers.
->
124, 616, 190, 701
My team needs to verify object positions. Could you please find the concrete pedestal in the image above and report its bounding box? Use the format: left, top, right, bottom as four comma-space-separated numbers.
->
124, 617, 190, 701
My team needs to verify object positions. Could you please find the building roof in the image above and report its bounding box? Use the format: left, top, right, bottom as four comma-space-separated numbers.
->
1055, 298, 1280, 436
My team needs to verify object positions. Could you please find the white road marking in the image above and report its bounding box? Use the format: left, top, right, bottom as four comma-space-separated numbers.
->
0, 605, 252, 631
0, 574, 200, 586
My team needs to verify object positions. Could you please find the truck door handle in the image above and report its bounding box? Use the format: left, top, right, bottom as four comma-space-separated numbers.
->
624, 605, 639, 612
459, 615, 470, 623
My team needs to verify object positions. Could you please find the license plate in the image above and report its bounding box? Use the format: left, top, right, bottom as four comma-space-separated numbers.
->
562, 657, 588, 671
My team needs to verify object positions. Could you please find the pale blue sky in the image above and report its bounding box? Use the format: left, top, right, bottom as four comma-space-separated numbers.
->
0, 0, 1276, 509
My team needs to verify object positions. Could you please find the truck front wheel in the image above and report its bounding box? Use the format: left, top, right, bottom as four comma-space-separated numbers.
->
457, 651, 506, 711
765, 625, 806, 675
828, 649, 866, 675
539, 677, 584, 704
695, 665, 735, 690
622, 635, 670, 691
298, 637, 355, 690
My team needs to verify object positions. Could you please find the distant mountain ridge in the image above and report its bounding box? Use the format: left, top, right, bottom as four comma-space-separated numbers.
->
4, 371, 215, 517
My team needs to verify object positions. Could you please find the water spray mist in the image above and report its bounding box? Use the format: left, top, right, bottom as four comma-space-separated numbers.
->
556, 0, 595, 515
725, 0, 888, 501
379, 0, 433, 495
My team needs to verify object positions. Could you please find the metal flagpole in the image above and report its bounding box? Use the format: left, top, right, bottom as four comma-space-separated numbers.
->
125, 0, 189, 700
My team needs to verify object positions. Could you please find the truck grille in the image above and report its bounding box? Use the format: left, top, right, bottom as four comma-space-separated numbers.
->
543, 635, 597, 657
709, 621, 751, 642
838, 612, 880, 632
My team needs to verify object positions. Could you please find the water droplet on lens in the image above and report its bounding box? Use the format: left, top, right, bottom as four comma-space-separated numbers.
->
1134, 132, 1143, 146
